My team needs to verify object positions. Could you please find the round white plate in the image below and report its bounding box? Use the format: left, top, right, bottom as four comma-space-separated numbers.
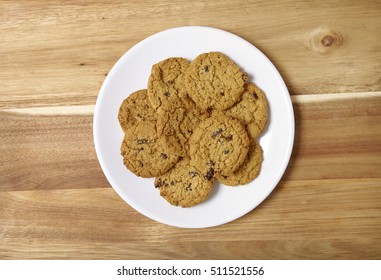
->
93, 26, 294, 228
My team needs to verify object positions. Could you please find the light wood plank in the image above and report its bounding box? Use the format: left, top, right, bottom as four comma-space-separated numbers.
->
1, 240, 380, 260
1, 0, 380, 108
0, 179, 380, 259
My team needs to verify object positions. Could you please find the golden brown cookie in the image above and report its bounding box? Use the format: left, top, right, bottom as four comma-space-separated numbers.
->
189, 112, 250, 179
156, 98, 209, 157
216, 140, 263, 186
147, 57, 190, 110
118, 89, 157, 133
120, 121, 180, 178
185, 52, 247, 111
224, 82, 268, 139
154, 157, 214, 207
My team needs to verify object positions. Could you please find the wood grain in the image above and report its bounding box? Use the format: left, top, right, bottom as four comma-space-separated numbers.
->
1, 93, 380, 192
0, 112, 108, 191
1, 179, 380, 259
288, 92, 381, 181
1, 0, 381, 260
1, 0, 380, 109
1, 94, 381, 259
1, 178, 380, 242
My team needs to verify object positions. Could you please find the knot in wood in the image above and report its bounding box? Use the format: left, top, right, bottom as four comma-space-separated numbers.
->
321, 35, 335, 47
307, 27, 343, 55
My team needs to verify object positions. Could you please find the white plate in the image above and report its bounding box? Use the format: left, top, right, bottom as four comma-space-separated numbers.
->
93, 26, 294, 228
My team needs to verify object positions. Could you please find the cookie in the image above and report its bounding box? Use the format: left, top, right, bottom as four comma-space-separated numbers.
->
120, 121, 180, 178
189, 112, 250, 179
157, 98, 209, 157
118, 89, 157, 133
185, 52, 247, 111
216, 140, 263, 186
154, 157, 214, 207
224, 82, 268, 139
147, 57, 190, 110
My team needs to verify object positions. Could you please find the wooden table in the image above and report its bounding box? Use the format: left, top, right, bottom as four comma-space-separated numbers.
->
1, 0, 380, 260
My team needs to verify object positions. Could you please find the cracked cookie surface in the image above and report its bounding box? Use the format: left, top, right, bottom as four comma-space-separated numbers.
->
224, 82, 268, 139
154, 157, 214, 207
118, 89, 157, 133
185, 52, 247, 111
189, 112, 250, 178
120, 121, 180, 178
157, 98, 209, 157
147, 57, 190, 110
216, 140, 263, 186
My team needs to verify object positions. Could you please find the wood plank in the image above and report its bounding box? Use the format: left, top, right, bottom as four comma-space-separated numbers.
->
0, 112, 109, 191
286, 92, 381, 181
1, 240, 380, 260
1, 94, 380, 192
1, 179, 380, 259
1, 179, 379, 242
1, 0, 380, 108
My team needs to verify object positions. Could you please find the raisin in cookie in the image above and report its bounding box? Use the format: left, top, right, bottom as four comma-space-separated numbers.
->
118, 89, 157, 133
154, 157, 214, 207
157, 98, 209, 157
216, 140, 263, 186
185, 52, 247, 111
147, 57, 190, 110
224, 82, 268, 139
120, 121, 180, 178
189, 112, 250, 179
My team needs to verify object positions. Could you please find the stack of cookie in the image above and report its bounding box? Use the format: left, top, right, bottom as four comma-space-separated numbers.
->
118, 52, 268, 207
